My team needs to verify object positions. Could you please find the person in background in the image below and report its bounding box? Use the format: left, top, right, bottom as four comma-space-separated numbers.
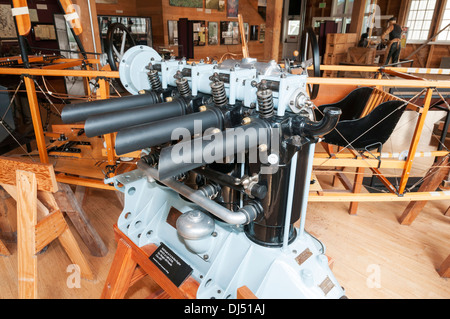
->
358, 28, 370, 47
381, 17, 402, 65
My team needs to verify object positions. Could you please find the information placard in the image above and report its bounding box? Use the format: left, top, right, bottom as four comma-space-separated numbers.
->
149, 243, 193, 287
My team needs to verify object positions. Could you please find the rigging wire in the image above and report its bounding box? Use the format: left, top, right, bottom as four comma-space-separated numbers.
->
0, 79, 35, 161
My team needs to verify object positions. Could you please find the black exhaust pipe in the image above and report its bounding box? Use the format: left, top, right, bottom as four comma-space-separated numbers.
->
157, 119, 270, 180
61, 92, 160, 124
114, 107, 224, 155
84, 99, 189, 137
292, 107, 341, 137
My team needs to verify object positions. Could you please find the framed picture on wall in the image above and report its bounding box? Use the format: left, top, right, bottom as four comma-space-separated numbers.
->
227, 0, 239, 18
249, 25, 258, 41
32, 23, 57, 41
95, 0, 118, 3
208, 22, 218, 45
220, 21, 239, 45
192, 21, 206, 46
218, 0, 225, 11
259, 24, 265, 43
168, 20, 178, 45
169, 0, 203, 8
206, 0, 219, 10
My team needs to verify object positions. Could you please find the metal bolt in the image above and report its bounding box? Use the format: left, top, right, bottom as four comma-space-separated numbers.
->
241, 117, 251, 125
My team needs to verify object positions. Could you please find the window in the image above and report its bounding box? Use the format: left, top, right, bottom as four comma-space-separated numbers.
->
436, 0, 450, 41
287, 20, 300, 36
333, 0, 354, 16
405, 0, 437, 42
330, 0, 354, 33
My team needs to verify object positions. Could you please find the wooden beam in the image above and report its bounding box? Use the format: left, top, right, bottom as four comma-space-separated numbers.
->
0, 68, 119, 78
53, 182, 108, 257
101, 238, 137, 299
308, 191, 450, 202
97, 78, 116, 169
16, 170, 38, 299
314, 150, 449, 159
398, 156, 450, 225
55, 174, 116, 191
36, 190, 95, 280
349, 167, 365, 215
348, 0, 366, 36
39, 60, 84, 70
23, 76, 48, 164
238, 14, 249, 59
398, 88, 433, 194
102, 225, 199, 299
313, 157, 406, 169
397, 0, 410, 26
426, 44, 435, 68
237, 286, 257, 299
264, 0, 283, 61
1, 184, 50, 220
57, 225, 95, 280
0, 186, 17, 242
34, 210, 68, 254
306, 77, 450, 88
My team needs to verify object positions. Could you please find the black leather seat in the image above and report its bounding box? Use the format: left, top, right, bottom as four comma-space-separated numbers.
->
315, 87, 407, 151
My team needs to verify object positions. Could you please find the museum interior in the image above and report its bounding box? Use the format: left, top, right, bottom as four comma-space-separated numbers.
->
0, 0, 449, 300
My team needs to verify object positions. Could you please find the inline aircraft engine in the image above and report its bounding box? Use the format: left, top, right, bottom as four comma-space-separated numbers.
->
61, 42, 346, 299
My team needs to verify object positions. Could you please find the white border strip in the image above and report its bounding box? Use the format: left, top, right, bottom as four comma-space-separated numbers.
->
11, 6, 29, 16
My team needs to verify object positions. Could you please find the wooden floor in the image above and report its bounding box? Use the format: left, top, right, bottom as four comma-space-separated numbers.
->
0, 174, 449, 299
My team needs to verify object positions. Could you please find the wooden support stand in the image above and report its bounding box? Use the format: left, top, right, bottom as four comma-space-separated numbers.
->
101, 225, 199, 299
0, 157, 108, 257
101, 225, 257, 299
399, 156, 450, 225
0, 157, 94, 298
53, 183, 108, 257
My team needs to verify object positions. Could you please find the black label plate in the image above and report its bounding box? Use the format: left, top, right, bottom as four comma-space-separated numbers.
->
149, 242, 193, 287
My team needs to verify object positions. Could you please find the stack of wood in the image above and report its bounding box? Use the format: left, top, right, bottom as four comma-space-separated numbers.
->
323, 33, 357, 77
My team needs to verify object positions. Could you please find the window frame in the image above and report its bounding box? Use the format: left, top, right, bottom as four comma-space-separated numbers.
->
405, 0, 450, 44
433, 0, 450, 43
404, 0, 438, 44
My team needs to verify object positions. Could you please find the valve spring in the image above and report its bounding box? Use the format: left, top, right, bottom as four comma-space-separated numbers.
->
257, 88, 274, 118
148, 69, 162, 91
176, 77, 191, 97
210, 80, 228, 107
